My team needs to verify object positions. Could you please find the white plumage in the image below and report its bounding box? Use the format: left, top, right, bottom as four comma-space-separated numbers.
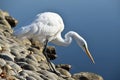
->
13, 12, 95, 63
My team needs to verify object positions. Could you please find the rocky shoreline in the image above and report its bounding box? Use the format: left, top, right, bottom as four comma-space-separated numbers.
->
0, 10, 103, 80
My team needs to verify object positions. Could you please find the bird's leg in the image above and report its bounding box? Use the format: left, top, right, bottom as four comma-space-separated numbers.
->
43, 39, 60, 75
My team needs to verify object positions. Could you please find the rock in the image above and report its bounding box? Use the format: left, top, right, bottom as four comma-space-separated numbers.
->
26, 76, 37, 80
19, 71, 28, 78
0, 52, 15, 61
0, 10, 18, 28
72, 72, 103, 80
38, 70, 59, 80
26, 54, 37, 62
46, 46, 57, 60
6, 75, 19, 80
32, 53, 46, 62
57, 68, 71, 78
38, 61, 49, 70
0, 58, 6, 67
0, 10, 11, 29
26, 58, 39, 67
56, 64, 72, 71
6, 61, 22, 73
5, 16, 18, 27
23, 70, 43, 80
0, 68, 2, 74
21, 63, 37, 71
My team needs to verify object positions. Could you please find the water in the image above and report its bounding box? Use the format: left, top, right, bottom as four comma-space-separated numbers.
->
0, 0, 120, 80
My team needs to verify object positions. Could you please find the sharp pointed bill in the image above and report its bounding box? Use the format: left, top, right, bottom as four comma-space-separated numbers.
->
13, 12, 95, 63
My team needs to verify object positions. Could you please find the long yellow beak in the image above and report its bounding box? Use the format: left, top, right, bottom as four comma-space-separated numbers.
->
84, 45, 95, 63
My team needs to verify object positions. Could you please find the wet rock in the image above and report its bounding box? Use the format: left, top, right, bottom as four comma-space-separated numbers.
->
72, 72, 103, 80
56, 64, 72, 71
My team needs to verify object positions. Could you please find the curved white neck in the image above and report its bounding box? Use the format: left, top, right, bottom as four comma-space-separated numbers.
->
51, 31, 86, 48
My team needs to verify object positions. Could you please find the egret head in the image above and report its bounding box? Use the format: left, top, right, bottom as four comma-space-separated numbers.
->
78, 38, 95, 64
66, 31, 95, 63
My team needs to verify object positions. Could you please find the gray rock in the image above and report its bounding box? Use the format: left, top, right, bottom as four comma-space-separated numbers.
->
0, 58, 6, 67
38, 70, 59, 80
0, 10, 11, 29
24, 70, 43, 80
19, 71, 29, 78
38, 61, 49, 70
46, 46, 57, 60
26, 58, 39, 67
72, 72, 103, 80
5, 16, 18, 27
0, 52, 15, 61
10, 48, 21, 58
32, 53, 46, 62
26, 54, 37, 62
0, 68, 2, 74
6, 61, 22, 73
56, 64, 72, 71
17, 62, 37, 71
14, 75, 26, 80
26, 76, 37, 80
57, 68, 71, 78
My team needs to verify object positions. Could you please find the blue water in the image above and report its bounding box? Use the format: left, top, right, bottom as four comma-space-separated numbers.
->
0, 0, 120, 80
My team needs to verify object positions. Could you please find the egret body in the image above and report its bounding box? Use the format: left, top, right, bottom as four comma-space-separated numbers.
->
13, 12, 95, 74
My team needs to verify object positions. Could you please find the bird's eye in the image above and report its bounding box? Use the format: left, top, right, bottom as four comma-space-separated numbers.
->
83, 44, 85, 48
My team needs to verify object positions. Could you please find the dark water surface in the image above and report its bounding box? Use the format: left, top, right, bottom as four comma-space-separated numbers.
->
0, 0, 120, 80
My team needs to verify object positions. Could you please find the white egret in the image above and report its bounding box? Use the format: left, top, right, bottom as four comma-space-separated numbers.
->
13, 12, 95, 74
